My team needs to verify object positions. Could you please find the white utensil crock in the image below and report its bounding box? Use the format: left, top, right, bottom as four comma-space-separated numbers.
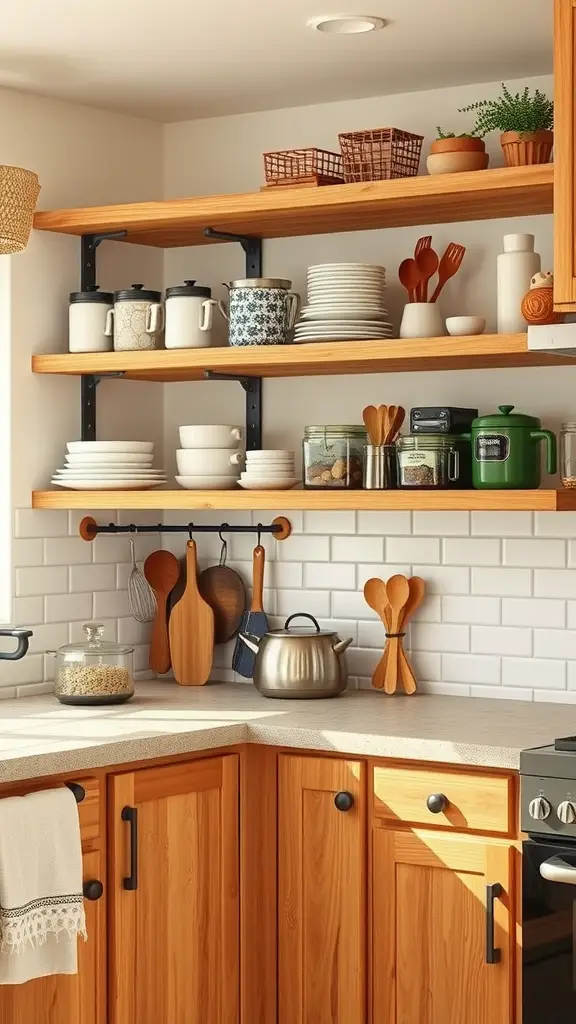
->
219, 277, 300, 346
165, 280, 218, 349
105, 284, 164, 351
497, 233, 541, 334
400, 302, 445, 339
69, 288, 113, 353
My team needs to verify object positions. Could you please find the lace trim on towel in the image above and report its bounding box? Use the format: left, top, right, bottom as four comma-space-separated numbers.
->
0, 894, 87, 954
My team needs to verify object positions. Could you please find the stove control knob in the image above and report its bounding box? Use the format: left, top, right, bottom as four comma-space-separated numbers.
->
528, 796, 551, 821
557, 801, 576, 825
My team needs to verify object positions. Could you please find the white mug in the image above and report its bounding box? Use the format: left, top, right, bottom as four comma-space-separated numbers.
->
69, 288, 113, 353
399, 302, 445, 339
165, 281, 218, 349
179, 425, 243, 449
105, 284, 164, 351
176, 448, 245, 476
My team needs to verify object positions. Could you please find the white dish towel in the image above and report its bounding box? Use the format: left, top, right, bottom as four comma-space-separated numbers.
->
0, 786, 86, 985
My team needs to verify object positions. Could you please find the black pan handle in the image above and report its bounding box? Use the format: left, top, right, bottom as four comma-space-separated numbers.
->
485, 882, 502, 964
121, 806, 138, 891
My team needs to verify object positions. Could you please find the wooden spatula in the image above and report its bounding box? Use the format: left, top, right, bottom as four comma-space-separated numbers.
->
144, 550, 180, 675
363, 405, 381, 446
169, 540, 214, 686
232, 545, 268, 678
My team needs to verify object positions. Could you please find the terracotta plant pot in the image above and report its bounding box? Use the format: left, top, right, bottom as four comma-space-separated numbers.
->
427, 136, 489, 175
500, 130, 554, 167
429, 136, 486, 155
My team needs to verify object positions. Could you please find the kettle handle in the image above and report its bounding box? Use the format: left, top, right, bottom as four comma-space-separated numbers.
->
0, 629, 32, 661
530, 430, 557, 475
284, 613, 321, 633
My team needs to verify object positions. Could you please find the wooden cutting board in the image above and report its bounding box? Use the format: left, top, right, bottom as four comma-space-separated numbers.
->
168, 540, 214, 686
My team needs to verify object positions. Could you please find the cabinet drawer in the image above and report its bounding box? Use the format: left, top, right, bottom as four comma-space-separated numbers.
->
373, 765, 513, 835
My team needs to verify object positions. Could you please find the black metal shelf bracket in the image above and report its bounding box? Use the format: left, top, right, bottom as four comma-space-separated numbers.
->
203, 227, 262, 279
81, 230, 128, 291
80, 372, 126, 443
204, 371, 262, 450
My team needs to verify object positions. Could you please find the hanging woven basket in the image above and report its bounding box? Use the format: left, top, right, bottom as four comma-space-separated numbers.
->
0, 165, 40, 254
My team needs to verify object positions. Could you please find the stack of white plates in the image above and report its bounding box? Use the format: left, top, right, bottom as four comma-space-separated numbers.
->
52, 441, 166, 490
294, 262, 393, 344
239, 450, 299, 491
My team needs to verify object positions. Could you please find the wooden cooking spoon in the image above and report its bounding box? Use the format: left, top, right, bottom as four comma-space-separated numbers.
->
397, 576, 426, 694
144, 550, 181, 674
363, 405, 381, 446
430, 242, 466, 302
363, 578, 389, 690
415, 247, 439, 302
385, 575, 411, 694
384, 405, 406, 445
398, 258, 423, 303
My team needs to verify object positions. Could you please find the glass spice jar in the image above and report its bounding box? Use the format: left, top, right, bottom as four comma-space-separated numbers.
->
560, 422, 576, 488
303, 425, 366, 488
396, 434, 472, 489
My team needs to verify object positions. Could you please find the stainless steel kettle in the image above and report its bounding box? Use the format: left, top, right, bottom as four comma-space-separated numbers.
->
239, 613, 353, 699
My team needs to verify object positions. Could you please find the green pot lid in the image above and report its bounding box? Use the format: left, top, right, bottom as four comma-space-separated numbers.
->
473, 405, 541, 428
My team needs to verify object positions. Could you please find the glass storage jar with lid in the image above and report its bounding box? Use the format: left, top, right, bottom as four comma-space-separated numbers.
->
396, 434, 472, 489
560, 423, 576, 488
48, 623, 135, 706
303, 425, 366, 488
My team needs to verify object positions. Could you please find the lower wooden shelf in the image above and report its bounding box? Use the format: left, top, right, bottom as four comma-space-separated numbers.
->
31, 489, 576, 511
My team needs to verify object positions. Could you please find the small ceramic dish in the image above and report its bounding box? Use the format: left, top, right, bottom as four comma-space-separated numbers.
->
445, 316, 486, 337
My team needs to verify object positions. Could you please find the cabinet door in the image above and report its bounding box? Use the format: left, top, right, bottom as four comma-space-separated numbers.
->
109, 755, 239, 1024
278, 754, 366, 1024
372, 828, 514, 1024
554, 0, 576, 308
0, 849, 105, 1024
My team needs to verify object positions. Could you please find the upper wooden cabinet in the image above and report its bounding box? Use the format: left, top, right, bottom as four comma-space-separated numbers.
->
278, 754, 367, 1024
554, 0, 576, 308
108, 755, 239, 1024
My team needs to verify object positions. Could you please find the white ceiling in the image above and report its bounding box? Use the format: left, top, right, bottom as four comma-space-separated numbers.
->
0, 0, 552, 122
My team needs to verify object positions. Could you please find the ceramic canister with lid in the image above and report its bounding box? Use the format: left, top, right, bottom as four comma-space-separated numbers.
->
68, 286, 113, 353
105, 283, 164, 351
48, 623, 134, 706
165, 280, 218, 349
497, 233, 541, 333
219, 278, 301, 346
462, 405, 557, 489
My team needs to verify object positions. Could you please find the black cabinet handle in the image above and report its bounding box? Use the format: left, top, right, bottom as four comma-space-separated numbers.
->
485, 882, 503, 964
66, 782, 85, 804
83, 879, 104, 901
334, 791, 354, 812
426, 793, 448, 814
121, 806, 138, 891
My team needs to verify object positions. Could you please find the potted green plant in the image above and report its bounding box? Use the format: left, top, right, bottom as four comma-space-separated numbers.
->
427, 129, 489, 175
459, 84, 553, 166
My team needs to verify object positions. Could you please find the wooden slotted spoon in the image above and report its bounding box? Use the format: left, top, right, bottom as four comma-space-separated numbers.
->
430, 243, 466, 302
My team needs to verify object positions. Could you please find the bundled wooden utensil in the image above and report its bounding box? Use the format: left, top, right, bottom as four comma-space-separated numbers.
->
363, 573, 425, 695
399, 237, 466, 303
362, 405, 406, 447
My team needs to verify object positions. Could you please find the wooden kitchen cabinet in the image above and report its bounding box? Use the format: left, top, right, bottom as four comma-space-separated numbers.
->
278, 754, 367, 1024
372, 827, 514, 1024
554, 0, 576, 308
0, 849, 105, 1024
108, 754, 239, 1024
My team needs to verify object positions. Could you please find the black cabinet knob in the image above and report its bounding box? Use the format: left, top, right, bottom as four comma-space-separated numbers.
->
334, 791, 354, 812
83, 879, 104, 901
426, 793, 448, 814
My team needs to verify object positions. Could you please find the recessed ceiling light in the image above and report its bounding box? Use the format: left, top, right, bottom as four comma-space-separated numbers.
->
307, 14, 386, 34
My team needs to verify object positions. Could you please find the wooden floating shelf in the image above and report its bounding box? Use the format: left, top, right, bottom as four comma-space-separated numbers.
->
32, 490, 576, 512
31, 334, 574, 382
33, 165, 553, 248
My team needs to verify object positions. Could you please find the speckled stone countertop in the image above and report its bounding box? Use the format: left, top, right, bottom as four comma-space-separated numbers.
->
0, 681, 572, 782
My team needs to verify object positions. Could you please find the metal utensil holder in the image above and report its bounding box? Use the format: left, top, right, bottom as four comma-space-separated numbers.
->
363, 445, 398, 490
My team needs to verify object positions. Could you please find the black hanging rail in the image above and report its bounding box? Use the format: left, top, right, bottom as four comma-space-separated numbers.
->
79, 515, 292, 542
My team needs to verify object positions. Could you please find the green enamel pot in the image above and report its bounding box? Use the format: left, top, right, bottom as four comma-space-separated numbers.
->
461, 405, 556, 489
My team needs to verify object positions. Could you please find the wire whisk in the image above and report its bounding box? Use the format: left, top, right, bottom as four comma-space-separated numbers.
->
127, 537, 157, 624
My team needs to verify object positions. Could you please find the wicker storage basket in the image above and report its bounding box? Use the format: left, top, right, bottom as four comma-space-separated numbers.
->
264, 148, 343, 186
339, 128, 424, 182
0, 165, 40, 254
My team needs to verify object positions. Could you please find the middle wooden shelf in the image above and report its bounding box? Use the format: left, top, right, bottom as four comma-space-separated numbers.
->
31, 333, 573, 381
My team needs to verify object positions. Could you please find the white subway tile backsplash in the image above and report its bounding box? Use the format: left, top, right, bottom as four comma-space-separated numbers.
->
412, 595, 442, 622
356, 564, 411, 589
534, 629, 576, 660
470, 685, 534, 701
69, 618, 117, 642
566, 541, 576, 568
0, 654, 43, 687
346, 647, 380, 677
304, 511, 355, 534
12, 596, 43, 624
413, 511, 469, 536
443, 538, 500, 566
12, 539, 44, 567
93, 589, 132, 619
472, 567, 531, 597
15, 509, 68, 538
357, 620, 386, 648
503, 598, 565, 628
442, 653, 500, 685
45, 592, 93, 623
16, 566, 68, 597
472, 626, 531, 657
266, 562, 303, 589
504, 539, 566, 568
419, 681, 471, 697
415, 566, 469, 594
535, 570, 576, 599
567, 662, 576, 689
534, 690, 576, 704
304, 563, 355, 590
410, 652, 442, 681
332, 535, 383, 562
278, 535, 330, 561
44, 537, 92, 566
69, 563, 116, 593
502, 658, 566, 690
27, 623, 69, 654
411, 623, 469, 653
357, 511, 411, 535
536, 512, 576, 537
472, 511, 533, 536
276, 589, 330, 618
387, 536, 439, 564
442, 596, 500, 625
331, 590, 378, 619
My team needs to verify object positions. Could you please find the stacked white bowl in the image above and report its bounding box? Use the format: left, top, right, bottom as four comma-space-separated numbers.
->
294, 262, 393, 343
52, 441, 165, 490
239, 450, 298, 491
176, 425, 245, 490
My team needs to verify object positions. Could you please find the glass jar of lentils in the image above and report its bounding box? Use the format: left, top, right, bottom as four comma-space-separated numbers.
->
561, 423, 576, 489
48, 623, 135, 705
303, 425, 366, 488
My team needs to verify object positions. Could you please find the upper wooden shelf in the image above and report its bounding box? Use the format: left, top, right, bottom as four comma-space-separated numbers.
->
32, 489, 576, 512
33, 165, 554, 248
31, 334, 574, 382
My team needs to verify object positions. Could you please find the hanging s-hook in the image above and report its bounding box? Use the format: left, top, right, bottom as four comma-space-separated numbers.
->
188, 523, 194, 541
257, 523, 263, 547
219, 525, 228, 566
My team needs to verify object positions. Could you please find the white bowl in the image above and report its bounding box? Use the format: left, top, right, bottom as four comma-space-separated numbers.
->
445, 316, 486, 337
243, 462, 295, 472
66, 452, 153, 465
238, 478, 299, 490
67, 441, 154, 454
178, 425, 243, 449
175, 475, 239, 490
176, 448, 244, 475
